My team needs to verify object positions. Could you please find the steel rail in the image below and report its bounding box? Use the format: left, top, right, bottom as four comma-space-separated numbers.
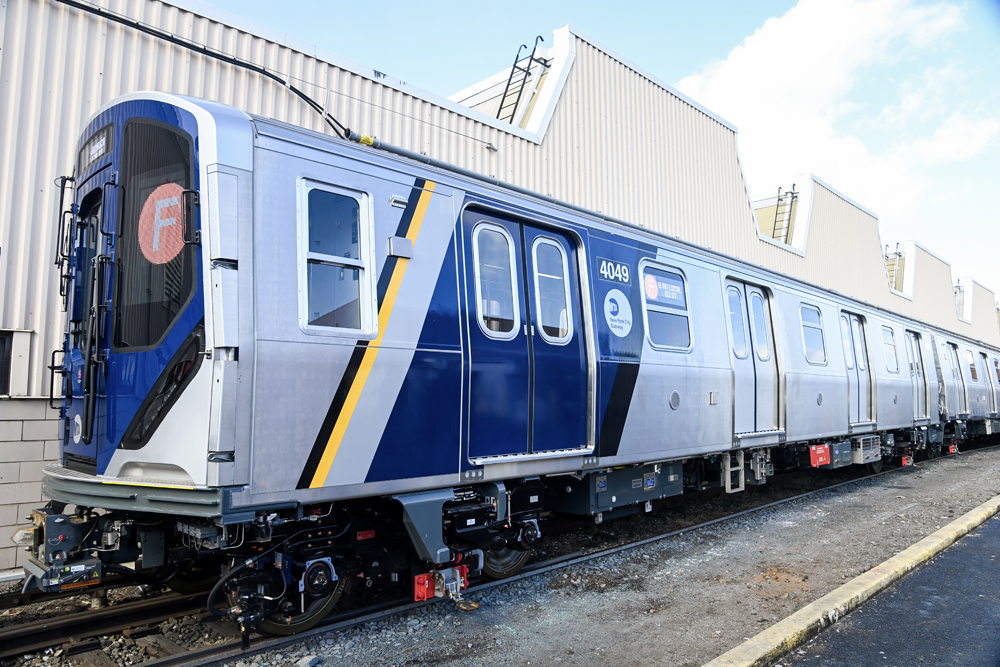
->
0, 592, 206, 660
0, 575, 129, 611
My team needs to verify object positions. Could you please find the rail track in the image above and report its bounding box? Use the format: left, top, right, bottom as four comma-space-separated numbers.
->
3, 442, 993, 667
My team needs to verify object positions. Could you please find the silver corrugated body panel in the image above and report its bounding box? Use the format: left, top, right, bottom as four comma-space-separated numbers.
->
0, 2, 760, 397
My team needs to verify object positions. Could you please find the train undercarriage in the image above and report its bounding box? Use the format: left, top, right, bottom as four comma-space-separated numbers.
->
13, 422, 984, 640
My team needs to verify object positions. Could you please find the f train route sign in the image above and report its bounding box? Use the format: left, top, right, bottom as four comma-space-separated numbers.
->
138, 182, 185, 264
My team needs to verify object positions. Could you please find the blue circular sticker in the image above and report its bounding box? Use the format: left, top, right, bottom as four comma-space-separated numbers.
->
603, 289, 633, 338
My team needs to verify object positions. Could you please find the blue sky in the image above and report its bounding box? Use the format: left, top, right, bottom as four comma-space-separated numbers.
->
205, 0, 1000, 298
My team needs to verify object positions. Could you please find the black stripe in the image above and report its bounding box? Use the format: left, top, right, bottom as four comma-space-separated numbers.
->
376, 256, 399, 310
297, 343, 369, 489
597, 362, 640, 457
297, 178, 429, 488
394, 178, 426, 238
376, 179, 427, 309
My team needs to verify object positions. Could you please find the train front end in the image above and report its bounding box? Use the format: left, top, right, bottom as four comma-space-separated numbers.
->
16, 93, 251, 594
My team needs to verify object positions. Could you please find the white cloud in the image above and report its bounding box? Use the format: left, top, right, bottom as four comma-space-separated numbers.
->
871, 65, 963, 128
677, 0, 970, 200
897, 111, 999, 164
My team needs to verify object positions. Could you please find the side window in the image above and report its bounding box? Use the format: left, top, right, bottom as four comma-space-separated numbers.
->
800, 305, 827, 364
302, 185, 371, 332
532, 238, 572, 344
851, 318, 867, 371
994, 358, 1000, 384
473, 223, 519, 339
882, 327, 899, 373
727, 288, 748, 358
641, 265, 691, 349
965, 350, 979, 381
839, 315, 854, 370
750, 293, 770, 361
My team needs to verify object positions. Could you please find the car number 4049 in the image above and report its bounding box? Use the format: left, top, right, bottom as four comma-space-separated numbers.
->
597, 257, 630, 285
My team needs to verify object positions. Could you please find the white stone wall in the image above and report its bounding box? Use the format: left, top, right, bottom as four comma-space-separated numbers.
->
0, 399, 61, 572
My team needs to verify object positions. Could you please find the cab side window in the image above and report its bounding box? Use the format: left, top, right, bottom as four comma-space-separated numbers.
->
301, 182, 374, 334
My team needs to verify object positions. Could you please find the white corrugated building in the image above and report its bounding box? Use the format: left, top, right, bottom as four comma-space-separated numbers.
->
0, 0, 996, 573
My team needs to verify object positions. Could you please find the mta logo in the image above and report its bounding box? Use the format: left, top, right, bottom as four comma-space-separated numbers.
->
609, 298, 619, 316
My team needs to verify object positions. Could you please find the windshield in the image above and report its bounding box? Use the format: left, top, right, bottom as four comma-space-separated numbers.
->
113, 120, 195, 350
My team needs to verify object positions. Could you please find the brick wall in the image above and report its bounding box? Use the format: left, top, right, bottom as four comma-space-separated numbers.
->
0, 399, 61, 573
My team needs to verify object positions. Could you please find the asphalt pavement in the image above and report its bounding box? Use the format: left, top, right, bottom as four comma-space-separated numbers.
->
779, 514, 1000, 667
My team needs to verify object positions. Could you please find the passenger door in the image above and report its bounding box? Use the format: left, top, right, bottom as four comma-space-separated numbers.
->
725, 280, 778, 434
464, 210, 589, 459
839, 314, 860, 424
840, 312, 873, 424
948, 343, 968, 415
980, 353, 997, 415
904, 331, 928, 419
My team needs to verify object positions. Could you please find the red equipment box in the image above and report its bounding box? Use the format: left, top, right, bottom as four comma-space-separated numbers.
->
806, 444, 830, 467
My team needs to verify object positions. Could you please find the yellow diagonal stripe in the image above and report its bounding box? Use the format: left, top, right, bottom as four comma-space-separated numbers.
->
309, 182, 436, 488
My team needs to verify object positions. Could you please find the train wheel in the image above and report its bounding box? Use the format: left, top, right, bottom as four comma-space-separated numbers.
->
259, 576, 346, 636
166, 558, 224, 595
865, 459, 884, 474
482, 547, 531, 579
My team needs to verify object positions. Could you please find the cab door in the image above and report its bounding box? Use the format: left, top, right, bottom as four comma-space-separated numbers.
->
725, 280, 778, 434
464, 209, 588, 459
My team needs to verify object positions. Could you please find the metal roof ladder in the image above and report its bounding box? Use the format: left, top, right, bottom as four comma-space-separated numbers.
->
495, 36, 549, 125
771, 185, 797, 245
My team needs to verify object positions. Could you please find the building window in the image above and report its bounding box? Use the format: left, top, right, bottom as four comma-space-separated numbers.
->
531, 237, 572, 344
473, 223, 520, 339
800, 305, 826, 364
882, 326, 899, 373
641, 265, 691, 349
0, 332, 11, 395
300, 182, 374, 334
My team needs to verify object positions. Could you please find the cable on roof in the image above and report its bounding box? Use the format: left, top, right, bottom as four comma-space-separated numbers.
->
55, 0, 349, 139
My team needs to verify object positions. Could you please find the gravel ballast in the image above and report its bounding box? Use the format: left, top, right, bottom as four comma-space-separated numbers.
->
234, 447, 1000, 667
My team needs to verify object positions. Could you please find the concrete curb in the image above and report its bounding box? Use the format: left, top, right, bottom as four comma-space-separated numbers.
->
702, 494, 1000, 667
